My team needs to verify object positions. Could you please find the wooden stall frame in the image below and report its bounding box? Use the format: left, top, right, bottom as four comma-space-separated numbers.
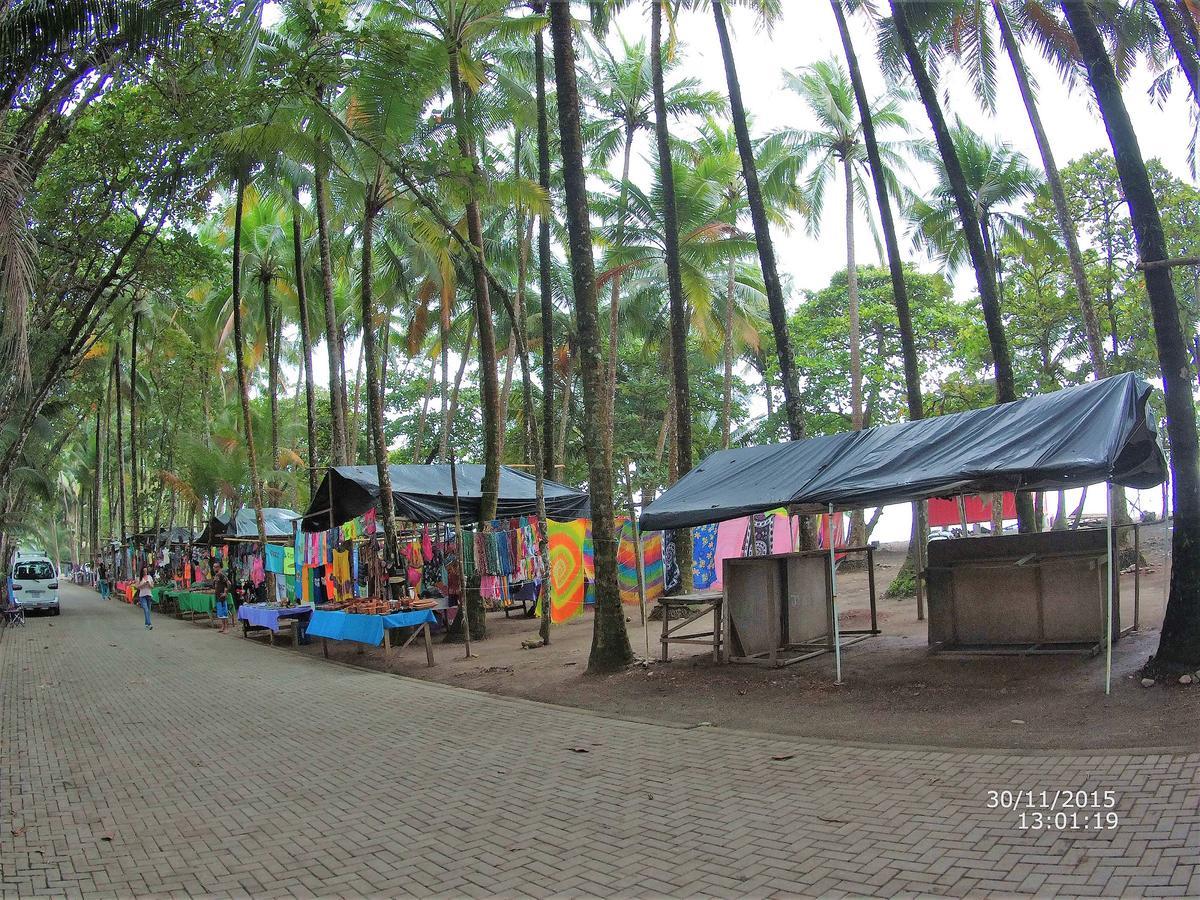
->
721, 545, 880, 671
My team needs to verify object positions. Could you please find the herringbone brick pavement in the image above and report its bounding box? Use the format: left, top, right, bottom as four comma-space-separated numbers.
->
2, 585, 1198, 898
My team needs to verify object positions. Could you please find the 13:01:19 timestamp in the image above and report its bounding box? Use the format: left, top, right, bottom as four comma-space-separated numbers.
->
1018, 811, 1120, 830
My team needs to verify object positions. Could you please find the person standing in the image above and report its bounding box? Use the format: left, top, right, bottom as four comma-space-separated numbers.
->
213, 561, 231, 635
137, 565, 154, 630
97, 561, 110, 600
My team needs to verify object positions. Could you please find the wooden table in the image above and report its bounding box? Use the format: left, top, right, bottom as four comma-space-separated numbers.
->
658, 592, 723, 663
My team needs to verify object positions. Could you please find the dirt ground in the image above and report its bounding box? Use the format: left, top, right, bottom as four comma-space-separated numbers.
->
271, 530, 1200, 752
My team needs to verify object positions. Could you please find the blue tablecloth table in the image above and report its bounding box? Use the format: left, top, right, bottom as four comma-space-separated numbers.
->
305, 608, 437, 666
237, 603, 313, 646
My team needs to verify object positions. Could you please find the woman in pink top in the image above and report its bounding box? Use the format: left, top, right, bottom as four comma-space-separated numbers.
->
137, 565, 154, 630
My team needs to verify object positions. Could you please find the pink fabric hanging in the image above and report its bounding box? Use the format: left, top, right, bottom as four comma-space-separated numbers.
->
422, 525, 434, 563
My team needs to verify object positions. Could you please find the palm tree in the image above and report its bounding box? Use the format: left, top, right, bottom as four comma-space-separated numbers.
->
549, 0, 632, 673
289, 186, 320, 499
1062, 0, 1200, 674
706, 0, 809, 461
908, 122, 1045, 310
888, 0, 1035, 533
688, 120, 798, 448
831, 0, 928, 589
229, 165, 269, 547
584, 33, 722, 455
532, 1, 556, 482
785, 58, 916, 436
649, 0, 695, 589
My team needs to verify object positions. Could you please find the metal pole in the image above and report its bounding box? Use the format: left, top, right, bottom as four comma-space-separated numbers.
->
829, 502, 842, 685
1105, 482, 1114, 696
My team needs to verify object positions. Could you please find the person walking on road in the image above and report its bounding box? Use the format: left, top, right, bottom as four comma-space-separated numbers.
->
213, 562, 231, 634
137, 565, 154, 630
97, 561, 110, 600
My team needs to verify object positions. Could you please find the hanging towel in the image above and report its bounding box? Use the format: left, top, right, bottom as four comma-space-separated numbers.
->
547, 518, 587, 624
692, 523, 718, 589
283, 546, 296, 576
264, 544, 285, 575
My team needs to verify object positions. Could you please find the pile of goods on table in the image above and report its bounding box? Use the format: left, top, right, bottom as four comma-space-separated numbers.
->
315, 596, 440, 614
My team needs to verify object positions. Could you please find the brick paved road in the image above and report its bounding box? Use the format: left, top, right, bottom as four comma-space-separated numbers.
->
2, 585, 1199, 898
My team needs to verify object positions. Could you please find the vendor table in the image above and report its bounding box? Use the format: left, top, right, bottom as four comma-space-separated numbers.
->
306, 608, 437, 666
238, 603, 313, 647
176, 590, 217, 620
658, 592, 723, 663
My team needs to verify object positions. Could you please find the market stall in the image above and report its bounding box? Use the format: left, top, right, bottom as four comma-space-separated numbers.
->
238, 602, 313, 646
641, 373, 1167, 691
298, 464, 592, 652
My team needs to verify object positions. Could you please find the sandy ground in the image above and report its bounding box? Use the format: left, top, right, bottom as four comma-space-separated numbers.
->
234, 532, 1200, 752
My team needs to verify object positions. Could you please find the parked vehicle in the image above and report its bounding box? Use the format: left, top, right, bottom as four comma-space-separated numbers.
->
10, 555, 60, 614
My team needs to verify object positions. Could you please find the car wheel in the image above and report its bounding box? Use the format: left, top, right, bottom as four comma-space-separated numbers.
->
53, 607, 61, 616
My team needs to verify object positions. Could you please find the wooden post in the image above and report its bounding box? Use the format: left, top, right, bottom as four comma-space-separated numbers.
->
956, 495, 968, 535
1133, 522, 1140, 631
1104, 483, 1114, 696
866, 545, 878, 633
829, 503, 842, 684
915, 514, 926, 622
383, 625, 391, 658
423, 622, 434, 666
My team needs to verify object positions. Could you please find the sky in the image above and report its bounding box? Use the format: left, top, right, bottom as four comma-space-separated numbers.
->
265, 2, 1189, 537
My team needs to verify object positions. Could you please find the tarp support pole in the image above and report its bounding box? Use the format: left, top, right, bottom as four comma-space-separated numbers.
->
1105, 482, 1114, 696
829, 503, 843, 685
450, 451, 471, 660
1162, 464, 1170, 613
915, 502, 926, 621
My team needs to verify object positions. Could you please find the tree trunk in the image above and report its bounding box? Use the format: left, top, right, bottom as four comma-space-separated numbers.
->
90, 396, 102, 560
438, 299, 451, 461
314, 149, 349, 466
992, 0, 1106, 378
606, 123, 636, 467
114, 344, 126, 543
891, 0, 1030, 537
1063, 0, 1200, 672
499, 199, 531, 463
231, 172, 268, 547
291, 189, 319, 500
832, 0, 921, 423
550, 0, 633, 672
360, 178, 399, 564
722, 256, 735, 449
712, 0, 806, 448
448, 315, 476, 445
447, 42, 501, 564
653, 0, 693, 588
262, 271, 279, 503
534, 4, 556, 482
844, 157, 863, 433
413, 355, 437, 463
129, 310, 139, 535
1152, 0, 1200, 105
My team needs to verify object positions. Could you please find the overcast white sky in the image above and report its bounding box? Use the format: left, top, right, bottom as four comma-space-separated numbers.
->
269, 2, 1187, 534
611, 2, 1195, 299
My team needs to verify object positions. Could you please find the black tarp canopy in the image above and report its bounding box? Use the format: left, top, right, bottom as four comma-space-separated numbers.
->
641, 373, 1167, 530
197, 508, 300, 543
300, 464, 591, 531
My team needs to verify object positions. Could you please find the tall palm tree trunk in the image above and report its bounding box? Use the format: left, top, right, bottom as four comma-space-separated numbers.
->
129, 310, 139, 535
711, 0, 806, 447
314, 154, 349, 466
90, 396, 102, 559
890, 0, 1031, 537
447, 45, 502, 556
291, 190, 319, 499
652, 0, 693, 589
262, 273, 279, 503
534, 3, 555, 482
844, 155, 867, 548
991, 0, 1106, 377
550, 0, 633, 673
231, 172, 268, 548
831, 0, 927, 590
360, 178, 399, 563
605, 123, 636, 465
722, 257, 735, 449
114, 345, 126, 544
1152, 0, 1200, 104
1063, 0, 1200, 672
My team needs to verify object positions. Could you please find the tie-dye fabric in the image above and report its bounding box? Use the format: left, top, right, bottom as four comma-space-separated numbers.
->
547, 518, 586, 623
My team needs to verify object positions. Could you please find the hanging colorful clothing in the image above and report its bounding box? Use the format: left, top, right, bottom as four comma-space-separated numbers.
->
692, 523, 718, 589
547, 518, 587, 623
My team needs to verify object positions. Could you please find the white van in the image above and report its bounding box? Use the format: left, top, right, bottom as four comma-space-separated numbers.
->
10, 554, 60, 614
